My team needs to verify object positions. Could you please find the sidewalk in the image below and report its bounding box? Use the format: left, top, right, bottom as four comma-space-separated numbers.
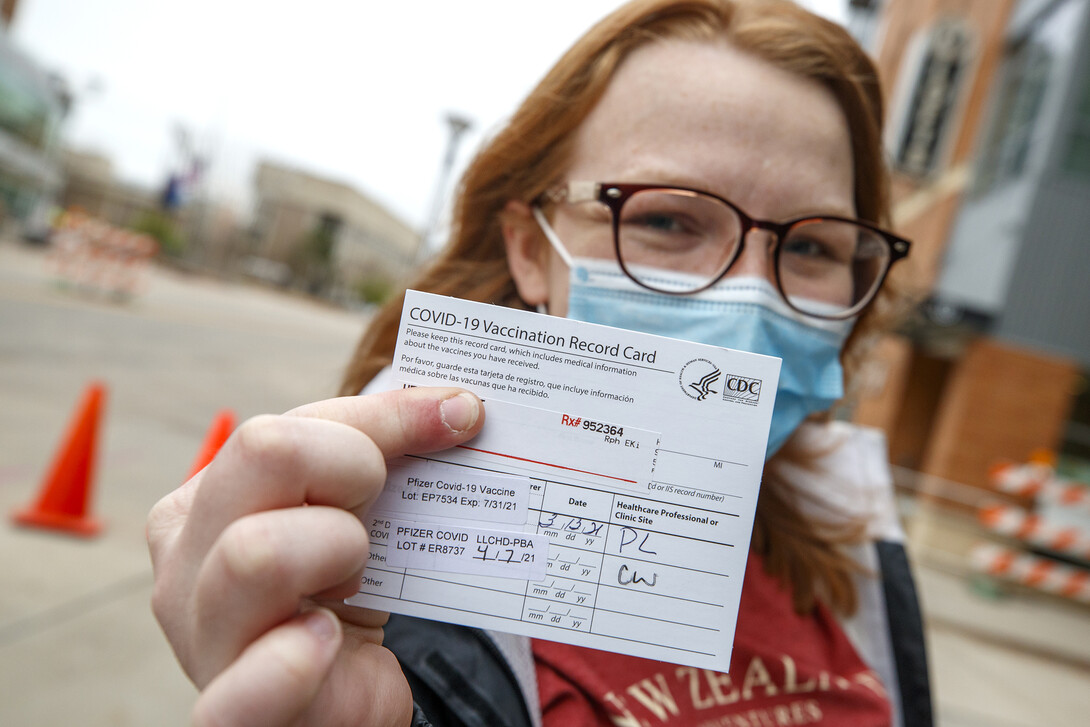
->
0, 239, 364, 726
906, 501, 1090, 725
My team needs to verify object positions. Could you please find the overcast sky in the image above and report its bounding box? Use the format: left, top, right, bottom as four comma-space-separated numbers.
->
11, 0, 847, 233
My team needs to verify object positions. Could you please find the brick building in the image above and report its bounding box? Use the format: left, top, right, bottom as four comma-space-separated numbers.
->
847, 0, 1090, 485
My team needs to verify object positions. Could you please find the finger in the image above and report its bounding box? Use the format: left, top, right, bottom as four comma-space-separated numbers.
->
181, 415, 386, 562
317, 603, 389, 631
288, 386, 484, 457
312, 626, 414, 727
148, 472, 209, 646
183, 387, 483, 559
191, 506, 368, 683
147, 472, 202, 572
191, 608, 341, 727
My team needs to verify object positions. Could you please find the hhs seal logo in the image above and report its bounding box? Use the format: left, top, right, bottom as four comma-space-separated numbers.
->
679, 358, 721, 401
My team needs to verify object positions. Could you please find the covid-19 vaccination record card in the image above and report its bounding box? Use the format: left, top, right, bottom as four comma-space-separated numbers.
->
346, 290, 782, 671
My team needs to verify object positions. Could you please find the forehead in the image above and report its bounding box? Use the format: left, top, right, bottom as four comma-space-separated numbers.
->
566, 39, 855, 218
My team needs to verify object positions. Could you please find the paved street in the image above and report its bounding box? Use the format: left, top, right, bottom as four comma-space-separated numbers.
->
0, 238, 364, 725
1, 237, 1089, 726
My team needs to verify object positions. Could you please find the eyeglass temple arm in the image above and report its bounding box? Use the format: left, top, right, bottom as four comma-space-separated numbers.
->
542, 181, 601, 205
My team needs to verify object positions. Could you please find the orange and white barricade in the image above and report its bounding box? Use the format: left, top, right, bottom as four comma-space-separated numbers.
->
48, 213, 158, 300
990, 460, 1090, 512
977, 503, 1090, 563
48, 211, 96, 285
970, 542, 1090, 604
99, 230, 158, 298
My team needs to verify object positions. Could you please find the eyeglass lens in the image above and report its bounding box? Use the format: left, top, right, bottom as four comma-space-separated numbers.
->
615, 189, 892, 318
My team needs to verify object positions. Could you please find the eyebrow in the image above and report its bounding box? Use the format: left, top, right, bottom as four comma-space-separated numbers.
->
587, 175, 858, 222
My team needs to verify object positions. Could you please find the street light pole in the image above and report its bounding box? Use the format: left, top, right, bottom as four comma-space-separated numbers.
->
418, 112, 473, 263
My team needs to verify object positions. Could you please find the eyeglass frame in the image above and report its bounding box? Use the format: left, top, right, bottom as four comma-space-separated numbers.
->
536, 181, 912, 320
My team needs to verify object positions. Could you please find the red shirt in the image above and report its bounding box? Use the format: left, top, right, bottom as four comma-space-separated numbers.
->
533, 551, 890, 727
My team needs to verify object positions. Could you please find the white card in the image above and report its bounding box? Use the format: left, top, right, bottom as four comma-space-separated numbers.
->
347, 290, 781, 671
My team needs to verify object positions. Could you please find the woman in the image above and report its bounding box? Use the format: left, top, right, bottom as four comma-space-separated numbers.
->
148, 1, 931, 726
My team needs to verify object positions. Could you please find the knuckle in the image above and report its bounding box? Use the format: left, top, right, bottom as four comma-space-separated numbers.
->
190, 696, 229, 727
337, 509, 370, 550
150, 579, 194, 671
230, 415, 304, 474
217, 517, 285, 587
360, 608, 390, 629
149, 579, 173, 625
365, 647, 415, 726
145, 495, 173, 536
264, 629, 320, 693
145, 504, 171, 558
147, 494, 189, 581
146, 487, 188, 551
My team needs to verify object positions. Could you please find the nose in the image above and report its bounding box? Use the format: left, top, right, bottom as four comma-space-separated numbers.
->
722, 229, 776, 283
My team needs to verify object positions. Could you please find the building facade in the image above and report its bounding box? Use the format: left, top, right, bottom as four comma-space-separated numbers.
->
250, 160, 421, 297
848, 0, 1089, 485
60, 149, 158, 227
0, 4, 67, 235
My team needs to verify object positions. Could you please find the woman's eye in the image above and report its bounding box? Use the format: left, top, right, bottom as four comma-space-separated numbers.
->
782, 236, 832, 259
628, 212, 687, 233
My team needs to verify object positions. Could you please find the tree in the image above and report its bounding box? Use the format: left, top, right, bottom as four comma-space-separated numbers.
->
289, 223, 336, 294
131, 210, 184, 258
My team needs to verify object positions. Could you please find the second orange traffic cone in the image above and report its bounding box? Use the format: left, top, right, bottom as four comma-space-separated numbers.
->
187, 409, 236, 479
13, 382, 107, 537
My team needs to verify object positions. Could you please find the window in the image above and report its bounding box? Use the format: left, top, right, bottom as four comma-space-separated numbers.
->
0, 61, 54, 150
1061, 65, 1090, 177
973, 40, 1052, 193
894, 19, 975, 178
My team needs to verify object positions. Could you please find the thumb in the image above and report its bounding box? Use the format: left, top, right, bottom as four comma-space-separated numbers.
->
191, 608, 341, 727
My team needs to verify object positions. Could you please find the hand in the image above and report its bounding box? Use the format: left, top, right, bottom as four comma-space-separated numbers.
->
148, 387, 485, 727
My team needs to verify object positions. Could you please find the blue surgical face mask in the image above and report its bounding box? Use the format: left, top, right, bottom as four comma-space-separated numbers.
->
533, 208, 853, 459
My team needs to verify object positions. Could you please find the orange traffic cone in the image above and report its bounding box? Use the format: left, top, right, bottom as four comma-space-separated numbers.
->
13, 382, 107, 537
187, 409, 236, 479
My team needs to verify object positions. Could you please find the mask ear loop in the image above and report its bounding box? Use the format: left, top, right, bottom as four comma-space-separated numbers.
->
531, 206, 575, 268
531, 205, 576, 318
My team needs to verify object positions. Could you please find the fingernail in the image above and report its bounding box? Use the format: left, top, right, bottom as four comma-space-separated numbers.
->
440, 392, 479, 433
302, 608, 338, 642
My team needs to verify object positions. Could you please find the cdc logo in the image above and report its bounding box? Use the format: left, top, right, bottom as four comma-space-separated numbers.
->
722, 375, 762, 406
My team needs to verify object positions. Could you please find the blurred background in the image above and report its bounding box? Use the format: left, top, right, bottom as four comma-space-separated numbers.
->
1, 0, 1089, 725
